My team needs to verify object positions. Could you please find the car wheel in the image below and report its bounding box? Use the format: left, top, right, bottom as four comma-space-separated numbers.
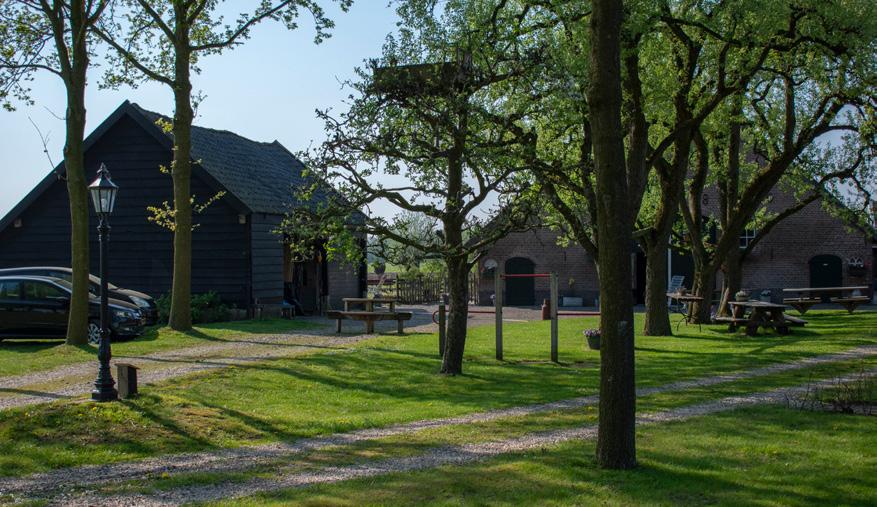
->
87, 321, 101, 345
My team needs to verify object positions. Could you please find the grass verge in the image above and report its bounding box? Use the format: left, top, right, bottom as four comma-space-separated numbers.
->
0, 311, 873, 477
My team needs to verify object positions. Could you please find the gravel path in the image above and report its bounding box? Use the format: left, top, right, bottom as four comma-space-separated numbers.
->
0, 314, 439, 411
2, 344, 873, 500
53, 368, 877, 507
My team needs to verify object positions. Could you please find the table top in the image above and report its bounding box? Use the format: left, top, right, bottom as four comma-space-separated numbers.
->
666, 293, 704, 301
728, 301, 787, 309
343, 297, 398, 303
782, 286, 868, 293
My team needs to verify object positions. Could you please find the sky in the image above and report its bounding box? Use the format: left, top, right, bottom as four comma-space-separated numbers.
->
0, 2, 401, 220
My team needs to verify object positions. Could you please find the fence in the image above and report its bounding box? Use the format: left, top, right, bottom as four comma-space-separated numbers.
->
369, 272, 479, 305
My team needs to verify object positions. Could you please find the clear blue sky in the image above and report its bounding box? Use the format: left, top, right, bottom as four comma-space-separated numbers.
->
0, 2, 400, 219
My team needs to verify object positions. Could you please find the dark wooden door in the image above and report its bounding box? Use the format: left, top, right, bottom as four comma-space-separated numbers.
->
810, 255, 842, 301
505, 257, 535, 306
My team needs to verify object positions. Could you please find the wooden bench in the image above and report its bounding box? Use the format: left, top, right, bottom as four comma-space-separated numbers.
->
713, 316, 750, 332
781, 314, 808, 326
830, 296, 870, 314
327, 310, 413, 334
782, 297, 821, 315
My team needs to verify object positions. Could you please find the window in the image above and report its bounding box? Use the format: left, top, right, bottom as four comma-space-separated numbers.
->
739, 228, 758, 249
23, 281, 66, 300
48, 271, 73, 282
0, 281, 21, 299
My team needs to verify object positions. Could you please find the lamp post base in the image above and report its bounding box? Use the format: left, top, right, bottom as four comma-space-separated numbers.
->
92, 386, 118, 402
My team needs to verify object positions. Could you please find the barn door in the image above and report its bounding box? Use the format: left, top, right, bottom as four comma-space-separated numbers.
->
504, 257, 535, 306
809, 255, 842, 301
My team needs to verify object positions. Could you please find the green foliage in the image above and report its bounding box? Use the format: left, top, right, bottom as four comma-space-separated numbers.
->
283, 0, 541, 269
146, 190, 227, 231
156, 291, 231, 324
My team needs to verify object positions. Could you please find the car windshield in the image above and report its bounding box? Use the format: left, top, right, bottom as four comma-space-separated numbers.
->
50, 278, 74, 292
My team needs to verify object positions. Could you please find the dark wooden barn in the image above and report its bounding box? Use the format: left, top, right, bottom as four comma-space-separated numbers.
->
0, 101, 366, 314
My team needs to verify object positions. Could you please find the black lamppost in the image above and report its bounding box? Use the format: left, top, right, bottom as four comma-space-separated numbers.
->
89, 163, 119, 402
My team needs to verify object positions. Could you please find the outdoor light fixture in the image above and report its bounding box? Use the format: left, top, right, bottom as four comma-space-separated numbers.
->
88, 163, 119, 216
88, 164, 119, 402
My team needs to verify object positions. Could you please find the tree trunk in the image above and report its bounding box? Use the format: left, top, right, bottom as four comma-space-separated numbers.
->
440, 255, 469, 375
642, 241, 671, 336
723, 247, 743, 303
589, 0, 637, 470
62, 2, 91, 345
63, 89, 90, 345
689, 262, 717, 323
168, 35, 194, 331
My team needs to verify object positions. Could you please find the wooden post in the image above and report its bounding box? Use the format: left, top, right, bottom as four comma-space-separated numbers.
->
550, 272, 558, 363
438, 303, 446, 357
495, 269, 503, 361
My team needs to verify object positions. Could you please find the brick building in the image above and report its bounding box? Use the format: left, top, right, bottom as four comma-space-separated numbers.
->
476, 191, 874, 307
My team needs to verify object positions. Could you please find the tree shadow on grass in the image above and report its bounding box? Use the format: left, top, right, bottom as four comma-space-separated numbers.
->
0, 388, 70, 400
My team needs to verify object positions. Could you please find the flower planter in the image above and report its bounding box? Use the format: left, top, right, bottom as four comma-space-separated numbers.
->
583, 330, 601, 350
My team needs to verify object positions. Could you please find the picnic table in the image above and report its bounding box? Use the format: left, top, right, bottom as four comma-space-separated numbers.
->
782, 286, 870, 314
343, 297, 397, 312
715, 301, 807, 336
330, 298, 411, 334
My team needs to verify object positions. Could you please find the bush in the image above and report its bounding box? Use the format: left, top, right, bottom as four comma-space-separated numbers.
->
155, 291, 232, 325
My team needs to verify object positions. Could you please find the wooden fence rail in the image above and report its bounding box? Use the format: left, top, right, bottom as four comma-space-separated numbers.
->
369, 272, 479, 305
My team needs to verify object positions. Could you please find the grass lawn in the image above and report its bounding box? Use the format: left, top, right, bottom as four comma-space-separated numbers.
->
0, 318, 323, 378
0, 310, 874, 478
223, 405, 877, 506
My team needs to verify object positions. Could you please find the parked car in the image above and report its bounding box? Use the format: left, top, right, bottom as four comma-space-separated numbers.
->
0, 266, 157, 325
0, 275, 144, 343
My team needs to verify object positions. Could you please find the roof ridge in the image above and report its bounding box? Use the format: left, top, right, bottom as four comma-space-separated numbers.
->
130, 102, 279, 146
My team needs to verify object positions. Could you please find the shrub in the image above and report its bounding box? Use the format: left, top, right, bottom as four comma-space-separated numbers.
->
155, 291, 232, 325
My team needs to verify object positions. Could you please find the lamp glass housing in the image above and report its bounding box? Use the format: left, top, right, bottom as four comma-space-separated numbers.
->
88, 164, 119, 215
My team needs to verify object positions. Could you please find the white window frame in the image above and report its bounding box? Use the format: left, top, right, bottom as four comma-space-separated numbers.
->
739, 228, 758, 249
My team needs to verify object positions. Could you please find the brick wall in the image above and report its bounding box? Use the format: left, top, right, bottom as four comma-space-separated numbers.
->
477, 229, 599, 306
718, 191, 873, 299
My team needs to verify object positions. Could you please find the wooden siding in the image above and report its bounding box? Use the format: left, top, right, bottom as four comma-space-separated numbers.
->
327, 257, 363, 308
250, 214, 284, 304
0, 114, 250, 305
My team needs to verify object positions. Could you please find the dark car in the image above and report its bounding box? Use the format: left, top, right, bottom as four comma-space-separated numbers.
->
0, 275, 144, 343
0, 267, 158, 325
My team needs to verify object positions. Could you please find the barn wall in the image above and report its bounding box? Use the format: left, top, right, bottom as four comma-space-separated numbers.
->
0, 113, 250, 305
327, 257, 363, 309
250, 213, 284, 304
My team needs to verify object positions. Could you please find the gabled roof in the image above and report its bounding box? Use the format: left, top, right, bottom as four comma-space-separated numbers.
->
0, 100, 326, 232
130, 103, 321, 215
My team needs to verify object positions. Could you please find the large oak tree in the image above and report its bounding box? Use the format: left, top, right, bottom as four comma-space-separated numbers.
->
0, 0, 110, 344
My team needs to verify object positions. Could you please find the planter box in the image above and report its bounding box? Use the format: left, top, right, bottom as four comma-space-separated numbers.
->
562, 296, 584, 307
